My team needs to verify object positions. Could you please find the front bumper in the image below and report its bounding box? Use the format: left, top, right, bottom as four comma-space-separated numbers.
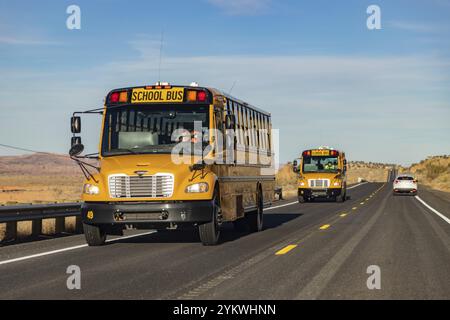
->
298, 188, 342, 199
81, 200, 214, 226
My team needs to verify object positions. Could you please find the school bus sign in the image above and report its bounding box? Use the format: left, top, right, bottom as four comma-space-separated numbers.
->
131, 87, 184, 103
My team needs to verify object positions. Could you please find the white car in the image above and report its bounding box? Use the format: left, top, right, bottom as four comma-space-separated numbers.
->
393, 174, 418, 196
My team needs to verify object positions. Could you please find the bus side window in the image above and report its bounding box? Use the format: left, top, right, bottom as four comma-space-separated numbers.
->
214, 108, 224, 154
244, 107, 249, 147
252, 110, 257, 148
226, 99, 232, 115
248, 109, 252, 147
261, 115, 266, 151
267, 116, 272, 152
258, 113, 264, 149
237, 103, 243, 146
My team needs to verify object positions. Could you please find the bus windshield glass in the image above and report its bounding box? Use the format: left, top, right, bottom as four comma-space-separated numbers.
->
101, 105, 209, 156
302, 156, 339, 173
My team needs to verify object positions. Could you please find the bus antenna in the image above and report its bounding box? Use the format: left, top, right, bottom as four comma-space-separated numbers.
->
228, 80, 237, 95
158, 29, 164, 83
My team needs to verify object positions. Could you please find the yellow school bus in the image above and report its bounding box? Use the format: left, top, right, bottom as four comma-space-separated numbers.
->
69, 83, 275, 246
293, 147, 347, 203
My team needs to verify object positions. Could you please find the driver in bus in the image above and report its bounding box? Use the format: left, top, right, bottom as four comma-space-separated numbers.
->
179, 128, 201, 144
324, 161, 334, 170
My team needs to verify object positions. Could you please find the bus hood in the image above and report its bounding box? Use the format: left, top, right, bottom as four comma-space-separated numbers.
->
86, 154, 216, 201
100, 154, 201, 176
301, 172, 342, 179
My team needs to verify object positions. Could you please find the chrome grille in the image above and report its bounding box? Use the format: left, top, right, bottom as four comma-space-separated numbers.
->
309, 179, 330, 188
109, 174, 174, 198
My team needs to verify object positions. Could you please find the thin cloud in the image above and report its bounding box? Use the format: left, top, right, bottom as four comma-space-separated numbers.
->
206, 0, 271, 15
389, 21, 438, 33
0, 36, 61, 46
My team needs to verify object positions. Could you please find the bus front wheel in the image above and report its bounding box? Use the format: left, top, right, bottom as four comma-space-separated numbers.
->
199, 188, 221, 246
83, 223, 106, 246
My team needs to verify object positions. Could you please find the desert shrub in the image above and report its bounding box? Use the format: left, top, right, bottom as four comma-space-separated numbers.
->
425, 163, 448, 180
276, 164, 297, 189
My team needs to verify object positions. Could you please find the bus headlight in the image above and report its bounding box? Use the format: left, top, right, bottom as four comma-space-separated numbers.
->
333, 181, 341, 187
300, 182, 306, 186
185, 182, 209, 193
83, 184, 100, 195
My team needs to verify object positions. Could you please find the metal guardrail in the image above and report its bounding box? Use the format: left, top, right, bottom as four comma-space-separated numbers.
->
0, 203, 81, 223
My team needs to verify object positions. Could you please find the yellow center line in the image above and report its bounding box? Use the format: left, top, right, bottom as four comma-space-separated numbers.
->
366, 198, 370, 201
360, 202, 365, 205
340, 213, 347, 217
275, 244, 298, 255
352, 207, 358, 210
319, 224, 331, 230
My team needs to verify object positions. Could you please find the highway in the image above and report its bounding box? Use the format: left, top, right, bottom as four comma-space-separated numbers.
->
1, 179, 450, 299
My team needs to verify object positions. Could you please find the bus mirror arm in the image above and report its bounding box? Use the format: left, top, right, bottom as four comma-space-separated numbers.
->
70, 156, 100, 183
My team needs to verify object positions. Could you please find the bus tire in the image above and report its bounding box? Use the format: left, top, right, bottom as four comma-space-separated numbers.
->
247, 188, 263, 232
199, 188, 221, 246
336, 194, 345, 202
83, 223, 106, 246
298, 196, 305, 203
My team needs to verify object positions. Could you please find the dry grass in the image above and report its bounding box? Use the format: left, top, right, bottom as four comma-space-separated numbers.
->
346, 162, 390, 184
0, 153, 86, 204
275, 164, 298, 199
0, 175, 84, 204
402, 155, 450, 193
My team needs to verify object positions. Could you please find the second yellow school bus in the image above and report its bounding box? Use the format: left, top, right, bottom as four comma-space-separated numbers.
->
70, 83, 275, 246
293, 147, 347, 203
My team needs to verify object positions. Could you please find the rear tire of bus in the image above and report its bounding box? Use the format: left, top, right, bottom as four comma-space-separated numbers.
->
199, 188, 221, 246
83, 223, 106, 246
298, 196, 305, 203
247, 188, 264, 233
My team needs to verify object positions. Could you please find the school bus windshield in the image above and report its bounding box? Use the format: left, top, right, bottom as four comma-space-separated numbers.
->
101, 105, 209, 156
302, 156, 339, 173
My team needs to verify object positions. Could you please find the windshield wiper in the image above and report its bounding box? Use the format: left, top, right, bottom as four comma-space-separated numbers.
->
105, 148, 141, 155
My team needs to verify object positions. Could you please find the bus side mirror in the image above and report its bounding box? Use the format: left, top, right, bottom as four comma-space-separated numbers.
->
71, 116, 81, 133
225, 114, 236, 130
71, 136, 82, 147
293, 160, 299, 173
69, 142, 84, 157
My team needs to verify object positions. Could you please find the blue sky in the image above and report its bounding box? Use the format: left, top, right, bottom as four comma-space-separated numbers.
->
0, 0, 449, 165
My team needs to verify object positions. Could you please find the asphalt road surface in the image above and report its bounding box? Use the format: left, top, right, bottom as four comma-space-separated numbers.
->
0, 179, 449, 299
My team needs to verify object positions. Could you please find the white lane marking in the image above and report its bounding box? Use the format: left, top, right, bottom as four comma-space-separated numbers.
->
265, 201, 298, 211
0, 231, 156, 266
347, 182, 368, 190
266, 182, 369, 211
415, 196, 450, 225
